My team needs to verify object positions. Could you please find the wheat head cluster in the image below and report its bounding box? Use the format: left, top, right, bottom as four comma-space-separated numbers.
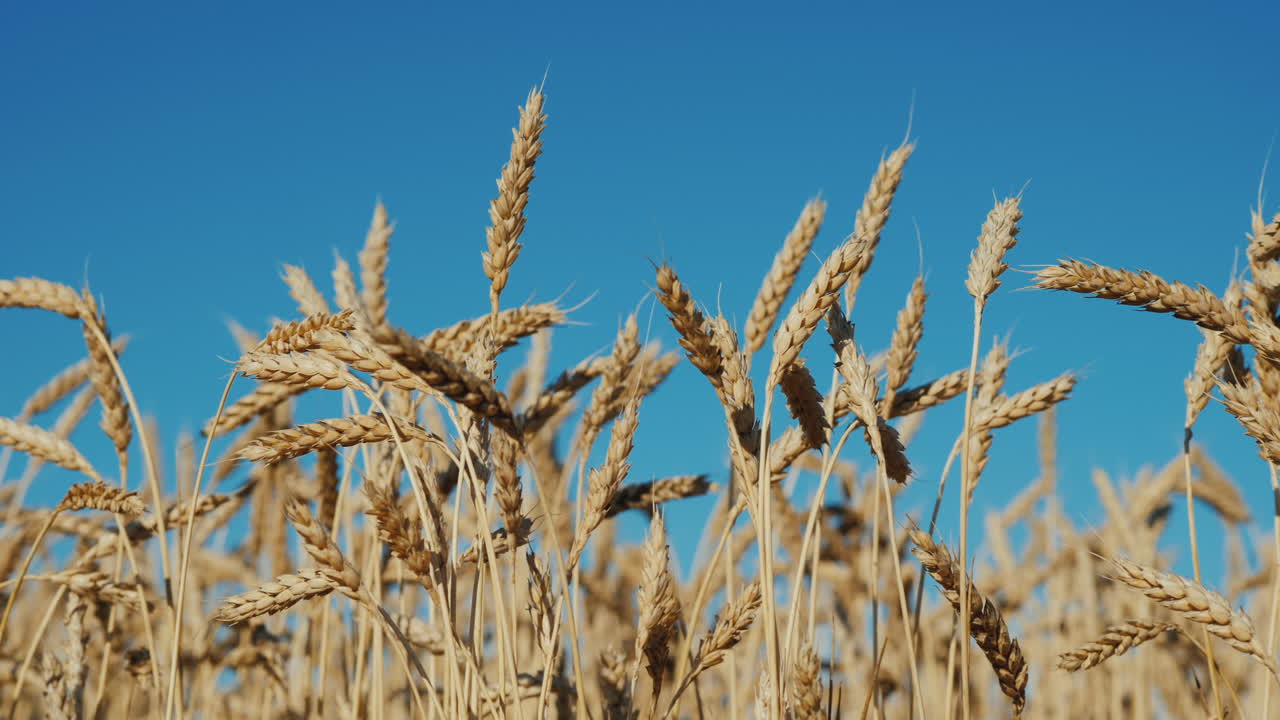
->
2, 88, 1280, 720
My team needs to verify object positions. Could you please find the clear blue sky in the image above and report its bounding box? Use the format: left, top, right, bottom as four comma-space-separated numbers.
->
3, 1, 1279, 583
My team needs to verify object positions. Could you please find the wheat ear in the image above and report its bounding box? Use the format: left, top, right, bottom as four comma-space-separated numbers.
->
1057, 620, 1177, 672
1109, 557, 1280, 677
909, 524, 1028, 715
745, 198, 826, 356
0, 277, 83, 317
483, 88, 546, 311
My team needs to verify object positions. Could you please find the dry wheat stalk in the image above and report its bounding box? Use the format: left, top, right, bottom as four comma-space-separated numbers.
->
483, 88, 546, 308
525, 551, 559, 673
58, 483, 145, 517
745, 198, 826, 356
0, 277, 84, 318
1057, 620, 1177, 672
238, 413, 441, 464
909, 525, 1028, 714
41, 650, 71, 720
1108, 556, 1279, 676
0, 417, 101, 481
694, 580, 762, 674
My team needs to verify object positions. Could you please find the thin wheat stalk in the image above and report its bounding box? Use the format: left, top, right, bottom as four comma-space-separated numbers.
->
957, 196, 1022, 720
830, 305, 927, 717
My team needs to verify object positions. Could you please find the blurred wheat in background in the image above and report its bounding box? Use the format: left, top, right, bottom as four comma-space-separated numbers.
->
3, 87, 1280, 720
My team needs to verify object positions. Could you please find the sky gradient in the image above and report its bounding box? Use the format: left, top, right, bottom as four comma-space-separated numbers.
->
3, 1, 1279, 582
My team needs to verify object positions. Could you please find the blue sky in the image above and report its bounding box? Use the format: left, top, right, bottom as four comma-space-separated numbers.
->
3, 1, 1279, 584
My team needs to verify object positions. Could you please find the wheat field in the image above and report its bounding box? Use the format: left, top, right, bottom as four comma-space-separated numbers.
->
2, 87, 1280, 719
